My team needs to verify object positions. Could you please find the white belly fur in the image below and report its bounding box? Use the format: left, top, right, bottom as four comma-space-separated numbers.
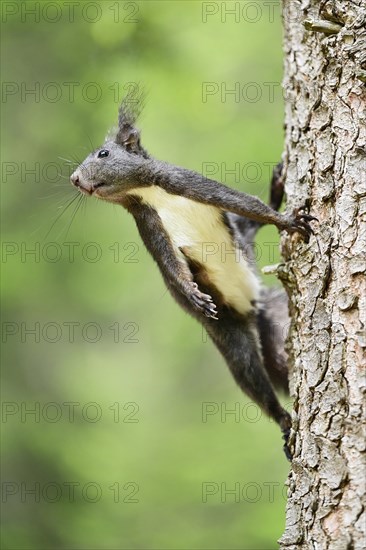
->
130, 187, 260, 314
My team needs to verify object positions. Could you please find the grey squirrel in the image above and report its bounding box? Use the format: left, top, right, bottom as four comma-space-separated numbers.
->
70, 94, 316, 459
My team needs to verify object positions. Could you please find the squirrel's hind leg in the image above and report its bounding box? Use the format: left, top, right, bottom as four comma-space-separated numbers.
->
204, 311, 292, 459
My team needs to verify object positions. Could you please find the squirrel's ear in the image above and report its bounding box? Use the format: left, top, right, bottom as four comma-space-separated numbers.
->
116, 125, 142, 154
115, 88, 149, 158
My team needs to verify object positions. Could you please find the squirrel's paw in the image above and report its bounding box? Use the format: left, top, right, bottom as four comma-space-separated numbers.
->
280, 412, 293, 461
190, 282, 218, 320
284, 208, 318, 243
282, 428, 293, 461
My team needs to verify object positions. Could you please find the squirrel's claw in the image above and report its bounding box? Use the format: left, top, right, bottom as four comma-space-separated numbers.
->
298, 213, 318, 223
284, 209, 318, 243
190, 282, 219, 320
281, 427, 293, 461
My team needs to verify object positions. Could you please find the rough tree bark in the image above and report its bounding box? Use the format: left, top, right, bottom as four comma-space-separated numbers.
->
278, 1, 366, 548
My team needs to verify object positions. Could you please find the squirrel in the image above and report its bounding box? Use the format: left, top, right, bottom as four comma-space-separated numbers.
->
70, 93, 316, 459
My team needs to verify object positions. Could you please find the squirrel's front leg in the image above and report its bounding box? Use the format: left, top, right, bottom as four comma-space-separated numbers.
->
126, 199, 218, 320
159, 164, 317, 241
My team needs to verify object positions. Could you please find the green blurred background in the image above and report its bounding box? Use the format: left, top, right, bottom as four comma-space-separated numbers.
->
1, 1, 290, 548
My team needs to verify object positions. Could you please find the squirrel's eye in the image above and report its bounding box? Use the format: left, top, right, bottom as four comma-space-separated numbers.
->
98, 149, 109, 158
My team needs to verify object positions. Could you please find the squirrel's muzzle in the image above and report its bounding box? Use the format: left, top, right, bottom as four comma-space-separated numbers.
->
70, 172, 79, 186
70, 170, 93, 195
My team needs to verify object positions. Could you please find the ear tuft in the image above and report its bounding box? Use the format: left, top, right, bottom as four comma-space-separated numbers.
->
115, 86, 149, 158
105, 126, 118, 143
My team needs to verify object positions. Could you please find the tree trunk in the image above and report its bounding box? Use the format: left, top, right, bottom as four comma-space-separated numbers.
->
279, 1, 366, 548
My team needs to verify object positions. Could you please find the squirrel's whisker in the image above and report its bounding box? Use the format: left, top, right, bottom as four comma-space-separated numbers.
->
45, 192, 81, 240
58, 156, 77, 166
64, 193, 85, 239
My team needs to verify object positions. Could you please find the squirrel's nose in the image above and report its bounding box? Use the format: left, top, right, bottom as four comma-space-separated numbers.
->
70, 172, 80, 186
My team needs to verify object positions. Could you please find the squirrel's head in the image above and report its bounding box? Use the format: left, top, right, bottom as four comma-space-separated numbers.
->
70, 91, 149, 203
